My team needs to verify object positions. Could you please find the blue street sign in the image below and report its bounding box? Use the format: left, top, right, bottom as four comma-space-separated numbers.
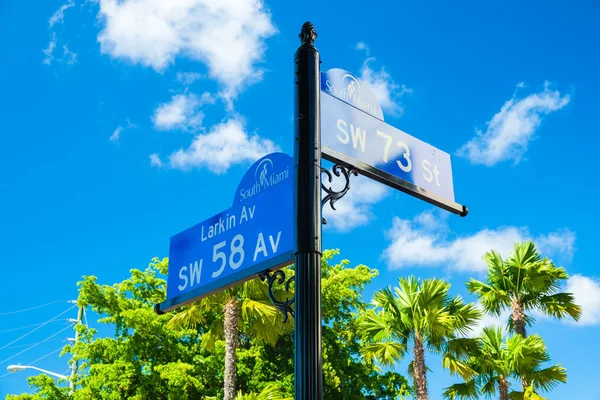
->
321, 89, 466, 215
158, 153, 294, 313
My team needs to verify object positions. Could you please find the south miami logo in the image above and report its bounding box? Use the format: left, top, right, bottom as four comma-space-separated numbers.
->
321, 68, 384, 120
238, 157, 290, 201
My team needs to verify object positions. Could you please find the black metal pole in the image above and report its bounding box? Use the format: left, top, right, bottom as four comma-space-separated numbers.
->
294, 21, 322, 400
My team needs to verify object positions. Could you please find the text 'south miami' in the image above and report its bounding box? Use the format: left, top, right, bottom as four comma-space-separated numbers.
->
238, 157, 290, 201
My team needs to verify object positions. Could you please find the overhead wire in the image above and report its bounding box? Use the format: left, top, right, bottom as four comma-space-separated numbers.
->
0, 319, 68, 334
0, 324, 73, 366
0, 300, 71, 316
0, 301, 81, 380
0, 306, 76, 351
28, 346, 65, 366
1, 338, 65, 350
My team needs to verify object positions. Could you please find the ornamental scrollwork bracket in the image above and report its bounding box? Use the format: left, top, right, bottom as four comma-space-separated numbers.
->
258, 270, 295, 323
321, 164, 358, 224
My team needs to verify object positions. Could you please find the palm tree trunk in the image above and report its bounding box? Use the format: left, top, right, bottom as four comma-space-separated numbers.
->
412, 336, 429, 400
224, 297, 240, 400
511, 297, 530, 389
498, 376, 509, 400
511, 297, 527, 338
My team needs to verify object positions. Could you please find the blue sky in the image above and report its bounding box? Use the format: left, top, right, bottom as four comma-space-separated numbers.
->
1, 0, 600, 398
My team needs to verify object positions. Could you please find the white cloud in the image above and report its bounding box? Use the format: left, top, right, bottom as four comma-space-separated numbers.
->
168, 117, 278, 174
176, 71, 203, 86
44, 2, 78, 66
49, 0, 74, 27
152, 92, 213, 131
149, 153, 163, 167
355, 41, 370, 55
457, 82, 570, 166
537, 229, 576, 261
322, 175, 388, 232
43, 39, 77, 65
358, 56, 412, 117
109, 126, 124, 142
63, 45, 77, 65
382, 210, 575, 272
43, 33, 57, 65
109, 119, 137, 142
565, 274, 600, 326
96, 0, 276, 101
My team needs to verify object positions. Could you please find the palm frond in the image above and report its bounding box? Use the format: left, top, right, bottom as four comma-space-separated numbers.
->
234, 383, 292, 400
200, 318, 224, 350
466, 279, 509, 315
423, 307, 454, 345
480, 326, 504, 355
359, 312, 399, 342
508, 242, 541, 271
509, 392, 525, 400
480, 378, 497, 396
361, 341, 407, 367
450, 301, 482, 335
443, 380, 478, 400
444, 338, 480, 360
419, 278, 451, 310
442, 355, 477, 380
396, 276, 420, 311
528, 365, 567, 392
241, 298, 277, 322
536, 293, 581, 321
483, 250, 513, 291
167, 302, 207, 330
510, 385, 548, 400
507, 334, 549, 374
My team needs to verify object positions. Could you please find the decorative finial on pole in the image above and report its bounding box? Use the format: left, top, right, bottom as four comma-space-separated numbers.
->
299, 21, 317, 45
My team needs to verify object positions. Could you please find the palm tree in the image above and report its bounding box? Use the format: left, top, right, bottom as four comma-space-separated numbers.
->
466, 241, 580, 389
359, 276, 481, 400
169, 277, 292, 400
233, 383, 293, 400
443, 326, 567, 400
467, 241, 581, 339
203, 383, 292, 400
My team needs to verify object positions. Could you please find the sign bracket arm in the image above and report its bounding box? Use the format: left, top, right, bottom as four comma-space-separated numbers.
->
258, 270, 295, 323
321, 164, 358, 224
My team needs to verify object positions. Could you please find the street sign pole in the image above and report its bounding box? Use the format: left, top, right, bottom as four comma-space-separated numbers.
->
294, 22, 323, 400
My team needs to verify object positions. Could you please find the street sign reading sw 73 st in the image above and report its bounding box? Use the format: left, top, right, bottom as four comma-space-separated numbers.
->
320, 68, 467, 216
156, 153, 294, 313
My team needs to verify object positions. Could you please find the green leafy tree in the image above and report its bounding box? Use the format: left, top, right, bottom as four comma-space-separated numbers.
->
5, 375, 70, 400
167, 279, 292, 400
203, 383, 292, 400
360, 276, 481, 400
58, 258, 218, 399
231, 250, 411, 399
467, 241, 580, 388
7, 252, 410, 399
443, 326, 566, 400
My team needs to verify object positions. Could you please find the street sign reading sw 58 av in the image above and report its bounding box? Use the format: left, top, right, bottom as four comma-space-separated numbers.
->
157, 153, 294, 313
